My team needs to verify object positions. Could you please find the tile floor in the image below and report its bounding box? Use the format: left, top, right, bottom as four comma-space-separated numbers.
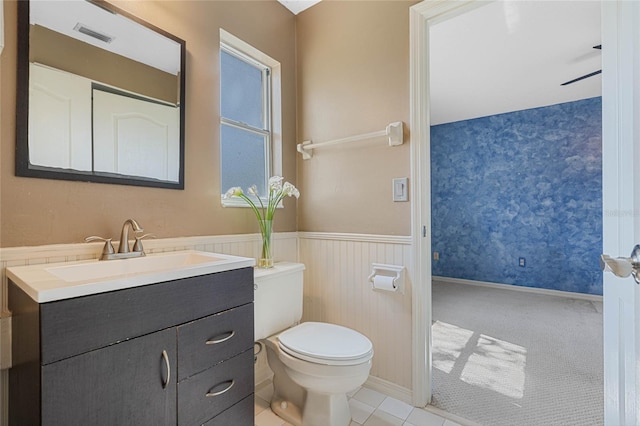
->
255, 381, 463, 426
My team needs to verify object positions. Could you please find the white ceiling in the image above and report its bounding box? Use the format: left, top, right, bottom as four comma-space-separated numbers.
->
430, 1, 601, 125
31, 0, 181, 75
278, 0, 322, 15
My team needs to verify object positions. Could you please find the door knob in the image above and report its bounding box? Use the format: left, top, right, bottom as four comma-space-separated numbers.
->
601, 244, 640, 284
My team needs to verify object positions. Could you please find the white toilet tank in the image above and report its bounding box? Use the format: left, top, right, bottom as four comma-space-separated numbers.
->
254, 262, 305, 340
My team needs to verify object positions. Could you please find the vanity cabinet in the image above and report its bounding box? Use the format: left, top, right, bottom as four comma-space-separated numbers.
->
9, 266, 255, 426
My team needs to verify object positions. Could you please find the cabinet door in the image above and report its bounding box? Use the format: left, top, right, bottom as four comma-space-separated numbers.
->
41, 328, 177, 425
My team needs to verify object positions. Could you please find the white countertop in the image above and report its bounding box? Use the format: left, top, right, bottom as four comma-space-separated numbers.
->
6, 250, 256, 303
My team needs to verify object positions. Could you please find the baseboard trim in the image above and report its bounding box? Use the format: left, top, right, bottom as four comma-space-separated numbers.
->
254, 368, 273, 389
433, 276, 603, 302
364, 375, 412, 405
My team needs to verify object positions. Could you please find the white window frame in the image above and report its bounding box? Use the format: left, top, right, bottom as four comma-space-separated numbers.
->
220, 29, 282, 208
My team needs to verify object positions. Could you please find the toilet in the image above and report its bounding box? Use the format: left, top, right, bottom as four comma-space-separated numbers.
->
254, 262, 374, 426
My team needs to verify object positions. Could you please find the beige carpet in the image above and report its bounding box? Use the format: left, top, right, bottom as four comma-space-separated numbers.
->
431, 279, 603, 426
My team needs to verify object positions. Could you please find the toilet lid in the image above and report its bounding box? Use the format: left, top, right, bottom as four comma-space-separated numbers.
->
278, 322, 373, 364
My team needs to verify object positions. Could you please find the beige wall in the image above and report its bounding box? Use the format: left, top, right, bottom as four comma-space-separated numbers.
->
296, 0, 416, 236
0, 0, 298, 248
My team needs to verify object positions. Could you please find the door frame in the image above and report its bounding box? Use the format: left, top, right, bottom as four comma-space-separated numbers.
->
409, 0, 489, 407
409, 0, 636, 416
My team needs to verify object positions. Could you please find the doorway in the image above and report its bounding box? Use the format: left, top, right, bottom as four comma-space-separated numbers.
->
425, 2, 602, 424
409, 0, 638, 424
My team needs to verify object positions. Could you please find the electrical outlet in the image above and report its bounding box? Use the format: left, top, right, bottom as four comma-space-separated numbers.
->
433, 251, 439, 261
519, 257, 526, 267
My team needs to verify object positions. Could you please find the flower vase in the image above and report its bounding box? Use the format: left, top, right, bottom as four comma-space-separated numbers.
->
258, 220, 274, 268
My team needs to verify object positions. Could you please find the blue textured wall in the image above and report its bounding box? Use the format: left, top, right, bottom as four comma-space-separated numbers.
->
431, 97, 602, 295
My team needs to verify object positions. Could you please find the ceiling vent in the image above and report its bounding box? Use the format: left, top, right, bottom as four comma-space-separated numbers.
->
73, 23, 114, 44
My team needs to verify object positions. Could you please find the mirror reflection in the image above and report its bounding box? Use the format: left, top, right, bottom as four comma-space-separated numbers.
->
17, 0, 185, 188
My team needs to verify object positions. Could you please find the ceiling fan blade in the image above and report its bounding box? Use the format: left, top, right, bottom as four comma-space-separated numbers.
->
561, 69, 602, 86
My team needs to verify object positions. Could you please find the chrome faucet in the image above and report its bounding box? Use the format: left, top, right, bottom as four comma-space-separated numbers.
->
118, 218, 143, 254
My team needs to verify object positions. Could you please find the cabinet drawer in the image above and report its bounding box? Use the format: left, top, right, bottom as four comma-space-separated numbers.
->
178, 303, 254, 381
203, 394, 254, 426
177, 349, 254, 426
40, 267, 253, 364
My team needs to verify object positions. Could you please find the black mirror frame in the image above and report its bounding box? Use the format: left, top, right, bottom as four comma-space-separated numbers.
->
16, 0, 186, 190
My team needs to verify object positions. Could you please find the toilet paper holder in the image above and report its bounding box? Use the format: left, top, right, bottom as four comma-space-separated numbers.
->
368, 263, 405, 293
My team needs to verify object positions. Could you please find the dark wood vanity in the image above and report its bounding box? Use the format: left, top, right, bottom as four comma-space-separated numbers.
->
8, 267, 255, 425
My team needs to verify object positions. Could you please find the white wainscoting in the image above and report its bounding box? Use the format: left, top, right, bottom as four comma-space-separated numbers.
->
298, 232, 413, 401
0, 232, 298, 426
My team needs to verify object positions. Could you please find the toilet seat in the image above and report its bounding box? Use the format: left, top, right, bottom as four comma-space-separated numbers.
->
278, 322, 373, 366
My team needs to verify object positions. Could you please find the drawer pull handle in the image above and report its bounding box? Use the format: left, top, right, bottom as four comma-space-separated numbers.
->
206, 380, 235, 397
161, 350, 171, 389
205, 330, 235, 345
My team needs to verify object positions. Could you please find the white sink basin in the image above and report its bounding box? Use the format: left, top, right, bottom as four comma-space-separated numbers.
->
6, 250, 255, 303
47, 251, 228, 282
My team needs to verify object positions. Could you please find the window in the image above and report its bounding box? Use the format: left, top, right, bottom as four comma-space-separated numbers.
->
220, 30, 281, 206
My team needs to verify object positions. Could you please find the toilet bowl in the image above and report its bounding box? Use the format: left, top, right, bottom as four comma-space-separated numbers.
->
254, 263, 374, 426
265, 322, 373, 426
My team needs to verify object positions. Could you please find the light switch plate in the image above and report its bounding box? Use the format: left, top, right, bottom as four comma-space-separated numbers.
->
392, 177, 408, 202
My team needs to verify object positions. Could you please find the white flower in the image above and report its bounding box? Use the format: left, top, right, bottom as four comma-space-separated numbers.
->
282, 182, 300, 198
224, 176, 299, 222
223, 187, 243, 199
268, 176, 283, 192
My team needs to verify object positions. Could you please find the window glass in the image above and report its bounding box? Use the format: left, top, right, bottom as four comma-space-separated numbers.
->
220, 50, 264, 129
220, 123, 267, 195
220, 47, 270, 196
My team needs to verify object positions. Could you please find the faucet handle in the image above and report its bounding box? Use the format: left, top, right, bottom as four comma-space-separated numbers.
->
132, 233, 156, 253
85, 236, 116, 257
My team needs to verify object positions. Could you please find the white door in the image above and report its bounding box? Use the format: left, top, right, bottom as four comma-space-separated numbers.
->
29, 64, 92, 171
92, 89, 180, 182
601, 1, 640, 424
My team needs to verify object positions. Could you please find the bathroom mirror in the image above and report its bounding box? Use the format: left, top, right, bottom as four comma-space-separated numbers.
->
16, 0, 186, 189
